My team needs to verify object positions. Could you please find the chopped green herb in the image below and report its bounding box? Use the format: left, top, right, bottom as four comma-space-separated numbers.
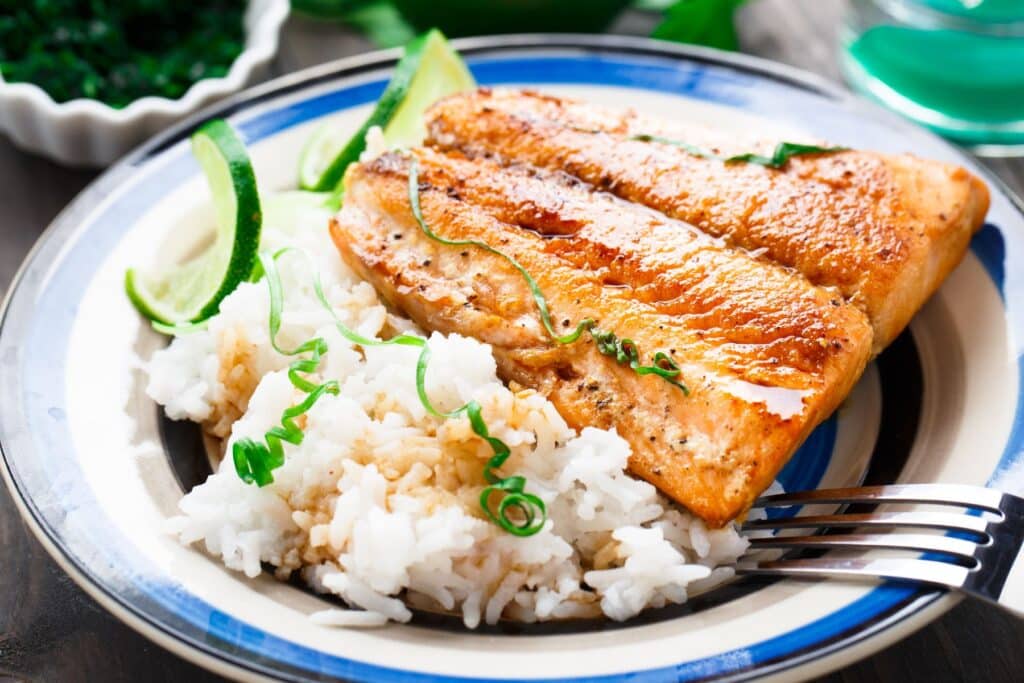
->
0, 1, 246, 107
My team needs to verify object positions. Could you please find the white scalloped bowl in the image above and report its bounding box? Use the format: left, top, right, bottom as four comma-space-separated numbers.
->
0, 0, 289, 167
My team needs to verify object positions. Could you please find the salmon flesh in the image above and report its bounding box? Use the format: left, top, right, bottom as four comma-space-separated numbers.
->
330, 90, 989, 525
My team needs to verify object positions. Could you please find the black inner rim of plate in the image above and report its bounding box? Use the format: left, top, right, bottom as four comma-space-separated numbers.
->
159, 329, 923, 637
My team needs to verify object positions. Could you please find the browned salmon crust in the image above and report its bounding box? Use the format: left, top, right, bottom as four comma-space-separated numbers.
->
425, 89, 991, 353
332, 150, 873, 526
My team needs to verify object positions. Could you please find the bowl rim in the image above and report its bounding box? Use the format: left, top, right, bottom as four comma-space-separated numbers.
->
0, 0, 290, 124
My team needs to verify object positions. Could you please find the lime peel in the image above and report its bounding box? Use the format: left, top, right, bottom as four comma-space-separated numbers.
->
125, 119, 262, 325
298, 29, 476, 193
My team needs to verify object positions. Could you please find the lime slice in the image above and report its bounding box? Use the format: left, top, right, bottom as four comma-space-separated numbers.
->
298, 29, 475, 192
382, 29, 475, 149
298, 123, 355, 191
126, 119, 262, 324
242, 190, 338, 283
262, 190, 337, 237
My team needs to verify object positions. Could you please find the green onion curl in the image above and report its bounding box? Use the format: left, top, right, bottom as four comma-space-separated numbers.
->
311, 268, 546, 537
590, 328, 689, 395
231, 250, 340, 487
628, 134, 847, 169
407, 154, 689, 394
407, 157, 592, 345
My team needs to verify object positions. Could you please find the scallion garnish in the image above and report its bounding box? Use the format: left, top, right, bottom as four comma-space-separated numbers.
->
414, 343, 547, 537
629, 133, 847, 169
311, 271, 546, 537
407, 158, 592, 345
406, 155, 689, 395
591, 328, 689, 394
232, 245, 543, 534
231, 251, 340, 487
230, 152, 700, 534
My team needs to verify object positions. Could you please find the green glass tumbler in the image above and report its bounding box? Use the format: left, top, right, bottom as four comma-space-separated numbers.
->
841, 0, 1024, 154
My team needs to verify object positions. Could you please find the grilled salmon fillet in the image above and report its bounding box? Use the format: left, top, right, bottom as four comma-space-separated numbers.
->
425, 89, 990, 353
332, 149, 873, 526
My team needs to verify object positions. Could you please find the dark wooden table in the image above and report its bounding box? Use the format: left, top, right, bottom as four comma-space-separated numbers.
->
2, 3, 1023, 681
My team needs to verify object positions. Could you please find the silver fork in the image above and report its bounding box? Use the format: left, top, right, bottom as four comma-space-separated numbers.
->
735, 484, 1024, 618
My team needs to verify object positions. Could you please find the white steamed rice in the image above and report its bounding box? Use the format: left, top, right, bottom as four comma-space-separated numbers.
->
151, 199, 753, 628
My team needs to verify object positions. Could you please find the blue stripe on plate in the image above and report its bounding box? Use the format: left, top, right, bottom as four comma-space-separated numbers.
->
971, 224, 1024, 482
236, 54, 756, 144
779, 417, 837, 496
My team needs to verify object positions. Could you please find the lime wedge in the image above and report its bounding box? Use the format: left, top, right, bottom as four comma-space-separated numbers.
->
262, 190, 338, 237
382, 29, 475, 149
298, 123, 355, 192
298, 29, 475, 192
126, 119, 262, 325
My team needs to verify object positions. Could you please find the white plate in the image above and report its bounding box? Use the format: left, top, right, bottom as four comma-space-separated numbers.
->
2, 35, 1023, 682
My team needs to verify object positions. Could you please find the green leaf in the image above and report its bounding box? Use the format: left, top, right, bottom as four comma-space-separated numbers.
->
651, 0, 745, 51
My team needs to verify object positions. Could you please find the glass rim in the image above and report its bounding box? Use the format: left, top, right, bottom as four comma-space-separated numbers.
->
873, 0, 1024, 36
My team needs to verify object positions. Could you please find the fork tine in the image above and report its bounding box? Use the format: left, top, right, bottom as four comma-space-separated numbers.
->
746, 532, 980, 561
751, 484, 1005, 513
736, 557, 971, 590
742, 511, 991, 537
